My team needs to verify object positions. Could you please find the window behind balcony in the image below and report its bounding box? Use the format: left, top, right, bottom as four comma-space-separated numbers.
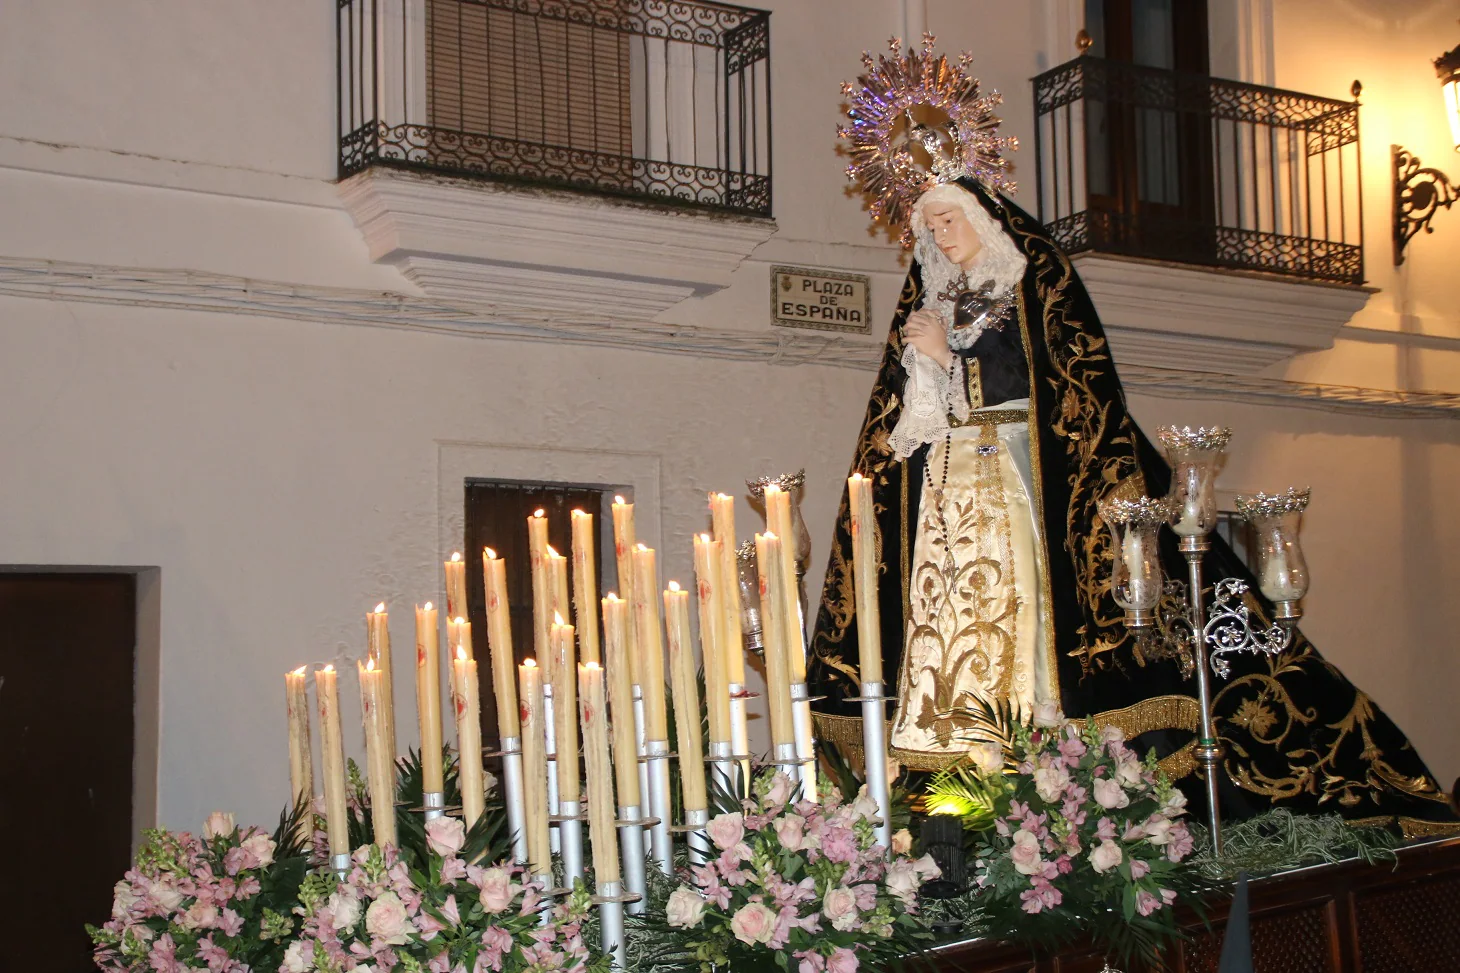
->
425, 0, 634, 186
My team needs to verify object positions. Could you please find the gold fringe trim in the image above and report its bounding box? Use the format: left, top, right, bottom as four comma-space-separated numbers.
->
1346, 815, 1460, 838
948, 408, 1028, 429
1079, 695, 1202, 738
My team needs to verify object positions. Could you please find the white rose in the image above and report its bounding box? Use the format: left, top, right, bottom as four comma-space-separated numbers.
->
1088, 839, 1123, 874
149, 879, 185, 914
178, 901, 218, 931
764, 773, 795, 807
706, 812, 745, 851
203, 811, 236, 839
1100, 724, 1125, 745
1093, 777, 1130, 810
891, 828, 913, 856
1031, 699, 1063, 728
971, 742, 1005, 777
477, 866, 518, 914
282, 939, 314, 973
329, 890, 362, 933
1116, 757, 1145, 788
111, 882, 140, 920
665, 887, 706, 928
365, 891, 412, 945
1162, 789, 1189, 817
425, 817, 467, 858
850, 786, 880, 822
884, 859, 920, 904
823, 886, 859, 932
241, 833, 276, 868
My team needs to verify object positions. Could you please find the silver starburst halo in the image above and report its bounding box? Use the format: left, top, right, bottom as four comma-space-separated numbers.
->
839, 34, 1017, 245
1098, 494, 1178, 528
1234, 488, 1311, 521
746, 469, 806, 500
1157, 425, 1233, 453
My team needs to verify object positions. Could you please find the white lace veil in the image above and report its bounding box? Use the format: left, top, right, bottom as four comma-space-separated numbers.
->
909, 183, 1027, 350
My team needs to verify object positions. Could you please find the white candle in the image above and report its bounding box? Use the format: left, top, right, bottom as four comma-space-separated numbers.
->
571, 510, 601, 665
359, 657, 397, 849
444, 551, 468, 624
453, 647, 486, 829
285, 666, 314, 814
414, 603, 445, 794
848, 474, 883, 687
314, 665, 350, 860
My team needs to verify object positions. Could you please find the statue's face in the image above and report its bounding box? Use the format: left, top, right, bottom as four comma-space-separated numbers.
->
921, 199, 984, 269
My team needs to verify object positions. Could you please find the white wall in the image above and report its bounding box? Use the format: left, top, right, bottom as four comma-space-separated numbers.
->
0, 0, 1456, 832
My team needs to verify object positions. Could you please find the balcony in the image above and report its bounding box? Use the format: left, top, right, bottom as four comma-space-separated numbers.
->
337, 0, 771, 217
333, 0, 777, 318
1031, 56, 1371, 373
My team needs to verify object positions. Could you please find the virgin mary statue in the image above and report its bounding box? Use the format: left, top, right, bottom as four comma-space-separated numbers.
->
809, 41, 1457, 835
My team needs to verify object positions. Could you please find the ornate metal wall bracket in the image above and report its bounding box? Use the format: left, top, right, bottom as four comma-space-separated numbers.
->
1394, 145, 1459, 265
1134, 579, 1196, 678
1203, 579, 1291, 678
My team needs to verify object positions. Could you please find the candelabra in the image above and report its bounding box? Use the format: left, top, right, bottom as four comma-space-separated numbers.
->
1104, 427, 1309, 855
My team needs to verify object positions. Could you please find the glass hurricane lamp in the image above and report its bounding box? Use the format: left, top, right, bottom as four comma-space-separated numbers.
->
1234, 488, 1311, 626
1098, 495, 1176, 629
1157, 426, 1232, 543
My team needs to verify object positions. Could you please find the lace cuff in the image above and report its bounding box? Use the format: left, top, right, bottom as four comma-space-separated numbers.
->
888, 349, 968, 461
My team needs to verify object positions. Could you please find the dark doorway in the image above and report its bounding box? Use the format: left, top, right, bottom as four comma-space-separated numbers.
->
462, 481, 610, 749
0, 573, 137, 972
1083, 0, 1215, 257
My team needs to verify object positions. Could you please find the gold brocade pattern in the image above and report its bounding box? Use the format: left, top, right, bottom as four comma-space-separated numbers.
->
893, 421, 1039, 758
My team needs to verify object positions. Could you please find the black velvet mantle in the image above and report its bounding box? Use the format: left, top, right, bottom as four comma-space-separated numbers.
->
807, 179, 1457, 836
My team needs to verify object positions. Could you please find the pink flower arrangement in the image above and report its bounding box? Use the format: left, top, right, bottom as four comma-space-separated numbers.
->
288, 818, 609, 973
660, 770, 937, 973
968, 709, 1205, 964
89, 815, 302, 973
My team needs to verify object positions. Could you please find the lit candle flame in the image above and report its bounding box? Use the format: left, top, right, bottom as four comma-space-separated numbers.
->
322, 664, 334, 673
484, 547, 497, 559
850, 472, 863, 482
291, 665, 307, 676
606, 592, 620, 602
764, 531, 778, 540
456, 646, 467, 662
423, 601, 433, 611
614, 495, 626, 505
454, 616, 466, 626
583, 661, 601, 671
636, 543, 649, 552
668, 580, 681, 593
554, 612, 566, 626
700, 533, 711, 542
717, 492, 732, 500
451, 551, 462, 562
533, 508, 546, 518
365, 657, 376, 672
547, 545, 561, 557
572, 508, 586, 517
374, 602, 386, 613
524, 658, 537, 669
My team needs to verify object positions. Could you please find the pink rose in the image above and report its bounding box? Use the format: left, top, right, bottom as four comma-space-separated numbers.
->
477, 866, 518, 914
707, 812, 745, 851
1088, 839, 1123, 874
666, 887, 706, 928
1144, 816, 1173, 846
425, 817, 466, 858
730, 902, 777, 945
203, 811, 235, 839
1162, 788, 1189, 816
1033, 765, 1070, 803
775, 813, 808, 851
1130, 858, 1151, 879
827, 946, 859, 973
764, 773, 796, 807
891, 828, 913, 856
178, 901, 218, 931
240, 832, 276, 868
823, 886, 859, 932
1093, 777, 1130, 810
1115, 757, 1145, 787
365, 891, 412, 945
328, 890, 361, 932
1010, 830, 1044, 876
1100, 724, 1125, 746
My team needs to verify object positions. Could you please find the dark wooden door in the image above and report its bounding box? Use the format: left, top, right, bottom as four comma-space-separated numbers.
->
463, 482, 608, 750
0, 573, 137, 972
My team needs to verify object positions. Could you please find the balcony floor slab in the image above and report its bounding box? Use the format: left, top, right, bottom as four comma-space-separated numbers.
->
339, 167, 777, 320
1071, 253, 1373, 375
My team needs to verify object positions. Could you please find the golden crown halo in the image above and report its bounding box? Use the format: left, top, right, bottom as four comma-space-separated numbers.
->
839, 35, 1017, 245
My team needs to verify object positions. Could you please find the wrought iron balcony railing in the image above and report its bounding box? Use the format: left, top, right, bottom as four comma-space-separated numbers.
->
338, 0, 772, 217
1032, 56, 1363, 286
